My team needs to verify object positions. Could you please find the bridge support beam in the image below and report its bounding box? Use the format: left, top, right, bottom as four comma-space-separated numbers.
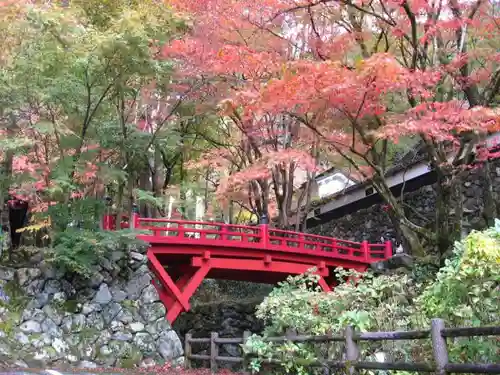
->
148, 250, 211, 324
191, 256, 329, 277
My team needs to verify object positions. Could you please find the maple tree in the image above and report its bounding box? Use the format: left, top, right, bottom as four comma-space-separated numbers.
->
0, 0, 498, 263
0, 0, 209, 258
166, 0, 499, 259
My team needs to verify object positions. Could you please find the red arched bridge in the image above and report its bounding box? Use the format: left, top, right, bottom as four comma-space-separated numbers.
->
104, 214, 392, 324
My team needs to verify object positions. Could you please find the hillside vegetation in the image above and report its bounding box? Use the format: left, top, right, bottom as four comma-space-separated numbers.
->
244, 224, 500, 374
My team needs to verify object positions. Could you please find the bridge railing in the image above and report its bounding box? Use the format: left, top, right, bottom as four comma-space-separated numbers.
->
127, 216, 392, 262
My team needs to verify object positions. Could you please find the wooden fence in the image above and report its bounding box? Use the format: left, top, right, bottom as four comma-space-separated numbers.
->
184, 319, 500, 374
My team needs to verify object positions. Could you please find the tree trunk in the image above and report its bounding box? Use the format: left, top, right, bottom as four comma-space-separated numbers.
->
434, 168, 465, 263
482, 159, 497, 227
139, 161, 152, 218
0, 150, 13, 259
435, 174, 453, 260
372, 175, 427, 257
153, 148, 165, 218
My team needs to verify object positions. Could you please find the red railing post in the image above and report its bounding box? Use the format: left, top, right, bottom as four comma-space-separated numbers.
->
260, 213, 269, 248
362, 240, 370, 261
130, 203, 140, 230
384, 240, 393, 259
102, 196, 113, 230
260, 224, 269, 248
298, 233, 305, 249
220, 223, 228, 241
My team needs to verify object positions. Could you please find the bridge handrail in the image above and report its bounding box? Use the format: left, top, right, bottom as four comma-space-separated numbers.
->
269, 227, 362, 246
106, 215, 392, 262
137, 217, 260, 232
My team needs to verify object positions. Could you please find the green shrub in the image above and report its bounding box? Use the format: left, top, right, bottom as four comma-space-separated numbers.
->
243, 222, 500, 374
48, 228, 143, 278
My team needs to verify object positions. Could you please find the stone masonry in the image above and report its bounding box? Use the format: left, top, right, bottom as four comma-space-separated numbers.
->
0, 245, 183, 369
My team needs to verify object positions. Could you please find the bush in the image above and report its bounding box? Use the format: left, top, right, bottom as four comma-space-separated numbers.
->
243, 222, 500, 374
48, 228, 143, 278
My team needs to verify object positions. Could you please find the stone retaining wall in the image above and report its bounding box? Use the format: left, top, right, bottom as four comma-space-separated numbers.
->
0, 246, 183, 369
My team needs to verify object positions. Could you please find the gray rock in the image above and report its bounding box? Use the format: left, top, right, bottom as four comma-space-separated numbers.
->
140, 358, 157, 368
108, 340, 133, 357
157, 330, 183, 360
61, 316, 72, 334
16, 268, 42, 286
52, 337, 69, 353
111, 332, 133, 341
222, 343, 241, 357
21, 308, 46, 323
39, 261, 59, 280
41, 318, 62, 337
72, 314, 86, 332
19, 320, 42, 334
102, 302, 123, 325
118, 308, 135, 324
0, 340, 12, 356
85, 312, 105, 331
42, 305, 62, 325
126, 272, 151, 300
94, 330, 112, 347
34, 293, 50, 308
14, 332, 30, 345
130, 252, 145, 262
81, 302, 101, 315
52, 291, 67, 303
111, 251, 125, 261
139, 284, 159, 304
78, 360, 97, 368
94, 283, 112, 305
33, 349, 51, 361
146, 318, 171, 337
99, 345, 112, 356
13, 359, 28, 368
139, 302, 165, 322
110, 320, 124, 332
88, 273, 105, 288
25, 279, 44, 296
129, 322, 145, 333
0, 266, 15, 281
133, 332, 156, 352
65, 334, 81, 347
110, 287, 127, 302
100, 257, 114, 272
43, 279, 62, 295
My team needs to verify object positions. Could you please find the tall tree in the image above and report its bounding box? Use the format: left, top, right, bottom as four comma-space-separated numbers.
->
167, 0, 499, 259
0, 0, 191, 245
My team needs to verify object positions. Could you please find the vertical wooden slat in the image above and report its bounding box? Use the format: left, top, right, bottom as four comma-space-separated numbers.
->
210, 332, 219, 373
184, 333, 192, 369
431, 319, 449, 375
242, 330, 251, 375
345, 325, 359, 375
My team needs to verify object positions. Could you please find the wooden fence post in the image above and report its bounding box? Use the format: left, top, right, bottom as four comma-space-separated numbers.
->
345, 325, 359, 375
242, 330, 251, 375
184, 333, 192, 369
431, 319, 449, 375
211, 332, 219, 373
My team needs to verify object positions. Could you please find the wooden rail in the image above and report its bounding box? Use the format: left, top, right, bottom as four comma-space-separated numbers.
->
184, 319, 500, 374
